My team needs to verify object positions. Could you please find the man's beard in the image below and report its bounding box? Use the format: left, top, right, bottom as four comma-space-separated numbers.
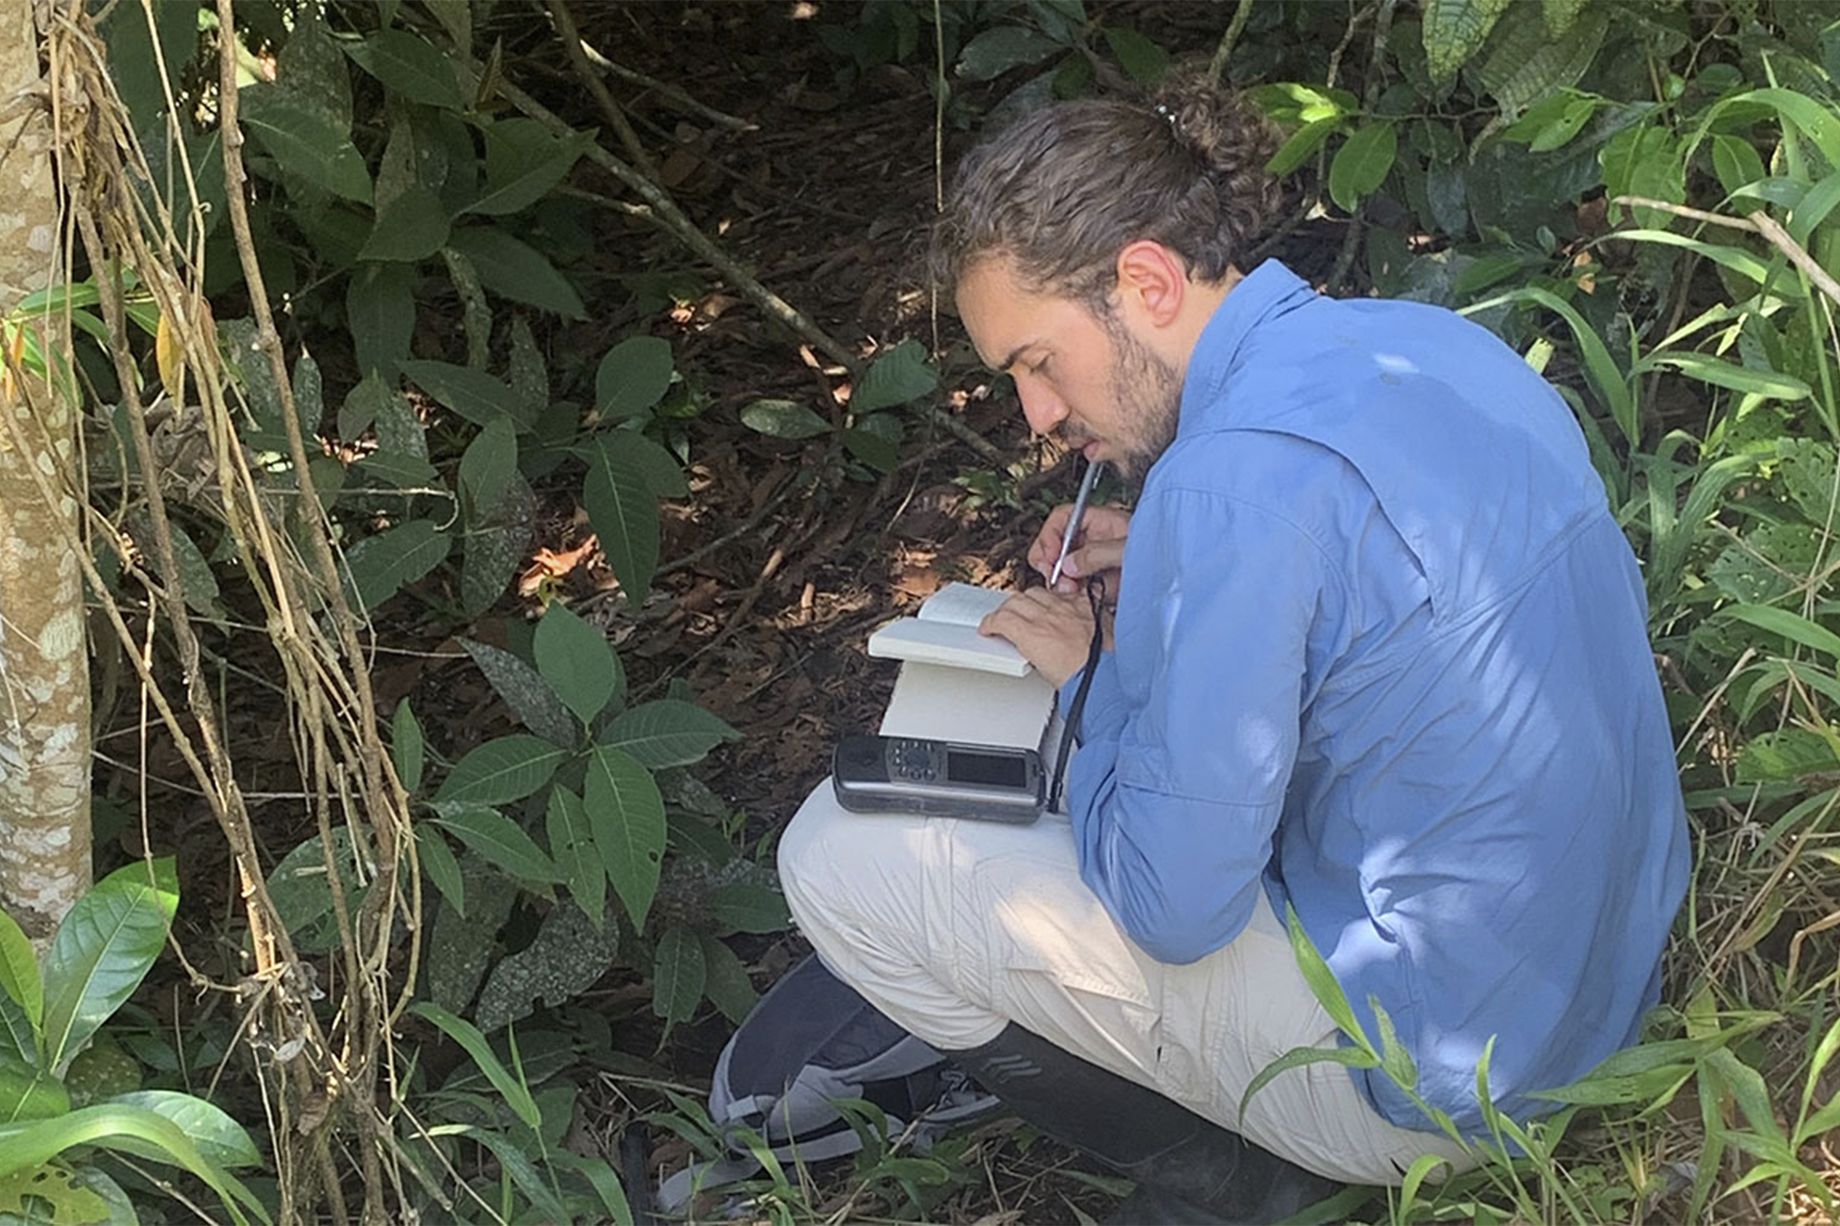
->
1098, 318, 1183, 480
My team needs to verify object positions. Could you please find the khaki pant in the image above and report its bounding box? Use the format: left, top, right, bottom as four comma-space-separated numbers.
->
777, 788, 1474, 1186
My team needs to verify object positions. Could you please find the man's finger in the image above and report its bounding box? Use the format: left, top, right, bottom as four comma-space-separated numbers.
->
1063, 539, 1126, 579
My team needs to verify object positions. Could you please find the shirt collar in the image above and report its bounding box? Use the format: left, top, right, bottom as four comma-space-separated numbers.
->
1179, 259, 1318, 433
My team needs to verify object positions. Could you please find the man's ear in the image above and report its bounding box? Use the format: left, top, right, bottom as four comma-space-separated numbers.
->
1114, 241, 1187, 328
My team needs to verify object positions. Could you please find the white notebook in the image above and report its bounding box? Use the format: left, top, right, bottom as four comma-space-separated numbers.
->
866, 582, 1031, 677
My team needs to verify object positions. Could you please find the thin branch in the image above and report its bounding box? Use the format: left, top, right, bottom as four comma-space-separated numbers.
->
567, 21, 752, 132
1328, 0, 1397, 294
1612, 194, 1840, 309
1208, 0, 1257, 85
545, 0, 660, 181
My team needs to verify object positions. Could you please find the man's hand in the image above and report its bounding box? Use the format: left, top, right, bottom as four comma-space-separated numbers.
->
1029, 504, 1132, 597
979, 587, 1097, 688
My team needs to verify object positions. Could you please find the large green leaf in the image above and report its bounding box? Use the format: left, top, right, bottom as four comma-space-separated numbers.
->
651, 927, 706, 1024
240, 92, 371, 204
0, 911, 41, 1031
545, 788, 606, 928
1421, 0, 1511, 81
400, 359, 526, 429
429, 805, 562, 889
1643, 353, 1810, 402
415, 825, 466, 917
698, 935, 758, 1026
461, 470, 536, 616
956, 27, 1060, 81
1472, 2, 1607, 117
432, 735, 567, 806
345, 29, 468, 110
595, 336, 675, 419
584, 745, 666, 930
599, 699, 739, 768
40, 860, 179, 1073
1328, 123, 1397, 214
741, 399, 832, 440
446, 227, 585, 320
460, 640, 577, 747
107, 1091, 263, 1168
583, 437, 660, 602
534, 603, 621, 726
392, 699, 425, 795
0, 1053, 67, 1122
1266, 117, 1342, 176
266, 828, 370, 955
458, 415, 519, 514
346, 267, 416, 380
474, 899, 618, 1033
1101, 27, 1168, 84
342, 518, 450, 613
409, 1003, 541, 1130
359, 185, 449, 262
0, 1104, 268, 1224
463, 118, 592, 217
707, 884, 791, 935
852, 340, 938, 413
1723, 604, 1840, 661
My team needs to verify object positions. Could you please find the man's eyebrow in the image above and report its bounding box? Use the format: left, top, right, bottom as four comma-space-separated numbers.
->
994, 342, 1038, 373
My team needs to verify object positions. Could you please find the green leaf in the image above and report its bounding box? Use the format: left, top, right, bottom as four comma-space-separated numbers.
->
1644, 353, 1810, 401
956, 27, 1061, 81
584, 436, 660, 601
0, 1104, 269, 1224
342, 518, 450, 613
1723, 604, 1840, 661
463, 118, 592, 217
346, 268, 415, 380
430, 805, 562, 889
459, 415, 519, 513
1238, 1044, 1378, 1124
1101, 27, 1168, 84
599, 699, 739, 768
1528, 98, 1597, 153
345, 29, 467, 110
698, 935, 757, 1026
842, 426, 899, 472
584, 745, 666, 930
107, 1091, 263, 1168
474, 898, 618, 1033
1542, 0, 1590, 33
410, 1003, 541, 1130
1283, 902, 1372, 1053
0, 1054, 66, 1121
1398, 1151, 1455, 1215
741, 399, 832, 439
549, 1151, 635, 1226
652, 927, 706, 1024
40, 860, 179, 1074
446, 227, 585, 320
595, 336, 675, 419
359, 185, 449, 262
534, 603, 621, 726
1368, 994, 1419, 1091
1266, 117, 1342, 176
241, 93, 372, 204
460, 640, 578, 747
266, 829, 369, 955
546, 788, 606, 927
1601, 125, 1684, 228
708, 884, 791, 934
1712, 134, 1767, 200
392, 699, 425, 795
1472, 3, 1607, 118
1328, 123, 1397, 214
853, 339, 937, 413
400, 359, 526, 429
0, 910, 42, 1031
433, 735, 567, 806
1421, 0, 1512, 81
1789, 169, 1840, 245
416, 825, 466, 917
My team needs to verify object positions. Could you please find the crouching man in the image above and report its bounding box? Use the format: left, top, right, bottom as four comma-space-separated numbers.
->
778, 76, 1688, 1222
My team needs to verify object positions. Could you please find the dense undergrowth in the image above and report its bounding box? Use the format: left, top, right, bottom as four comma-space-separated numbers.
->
0, 1, 1836, 1223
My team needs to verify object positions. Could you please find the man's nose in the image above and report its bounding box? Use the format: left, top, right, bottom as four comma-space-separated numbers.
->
1016, 378, 1068, 436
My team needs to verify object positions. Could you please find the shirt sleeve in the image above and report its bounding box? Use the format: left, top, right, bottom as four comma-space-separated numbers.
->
1060, 485, 1329, 965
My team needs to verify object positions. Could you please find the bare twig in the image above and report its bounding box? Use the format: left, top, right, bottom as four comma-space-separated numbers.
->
1612, 194, 1840, 309
545, 0, 660, 181
1208, 0, 1257, 85
566, 19, 752, 132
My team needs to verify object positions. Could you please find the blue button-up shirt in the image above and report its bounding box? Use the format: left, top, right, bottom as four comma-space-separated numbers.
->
1061, 260, 1689, 1132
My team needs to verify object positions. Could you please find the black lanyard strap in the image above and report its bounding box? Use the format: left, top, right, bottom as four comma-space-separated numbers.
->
1048, 576, 1108, 814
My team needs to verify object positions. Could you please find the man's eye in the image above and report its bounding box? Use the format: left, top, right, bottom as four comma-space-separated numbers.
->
1030, 357, 1051, 377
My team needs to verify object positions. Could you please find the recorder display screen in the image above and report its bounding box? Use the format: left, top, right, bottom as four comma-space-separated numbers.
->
946, 750, 1027, 789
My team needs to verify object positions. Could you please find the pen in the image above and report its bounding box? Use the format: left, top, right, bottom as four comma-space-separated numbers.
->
1048, 458, 1105, 590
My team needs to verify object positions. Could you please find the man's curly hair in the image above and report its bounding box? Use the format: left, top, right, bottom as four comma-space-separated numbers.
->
932, 69, 1282, 312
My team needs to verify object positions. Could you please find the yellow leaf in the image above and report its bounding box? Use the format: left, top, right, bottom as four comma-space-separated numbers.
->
155, 308, 185, 402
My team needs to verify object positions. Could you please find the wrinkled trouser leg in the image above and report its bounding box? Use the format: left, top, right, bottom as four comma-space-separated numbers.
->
777, 789, 1474, 1187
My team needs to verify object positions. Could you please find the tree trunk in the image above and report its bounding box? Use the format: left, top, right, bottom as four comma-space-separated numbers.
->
0, 0, 90, 941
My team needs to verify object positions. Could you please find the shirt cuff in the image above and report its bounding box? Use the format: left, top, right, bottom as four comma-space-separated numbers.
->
1058, 651, 1129, 741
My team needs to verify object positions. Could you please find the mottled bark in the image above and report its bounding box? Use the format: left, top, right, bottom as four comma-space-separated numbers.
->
0, 0, 89, 940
